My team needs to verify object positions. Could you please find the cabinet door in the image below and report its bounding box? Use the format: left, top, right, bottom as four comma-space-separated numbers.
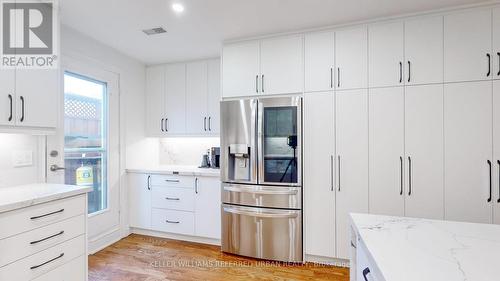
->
369, 87, 405, 216
165, 63, 186, 134
207, 59, 221, 135
304, 31, 334, 92
304, 92, 335, 258
146, 66, 165, 137
222, 41, 260, 97
186, 61, 208, 134
405, 85, 444, 219
336, 26, 368, 90
0, 69, 15, 126
494, 80, 500, 224
336, 89, 368, 259
444, 81, 492, 223
405, 16, 443, 85
128, 173, 151, 229
444, 9, 492, 83
260, 35, 303, 95
15, 69, 58, 128
194, 177, 221, 239
368, 21, 404, 88
493, 7, 500, 80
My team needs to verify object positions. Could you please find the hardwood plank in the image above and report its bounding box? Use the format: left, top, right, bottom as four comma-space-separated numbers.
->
89, 234, 349, 281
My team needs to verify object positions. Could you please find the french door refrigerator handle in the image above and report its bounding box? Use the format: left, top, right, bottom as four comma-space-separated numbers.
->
223, 206, 299, 219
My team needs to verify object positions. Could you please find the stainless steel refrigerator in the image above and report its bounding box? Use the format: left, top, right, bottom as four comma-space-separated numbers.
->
220, 96, 302, 262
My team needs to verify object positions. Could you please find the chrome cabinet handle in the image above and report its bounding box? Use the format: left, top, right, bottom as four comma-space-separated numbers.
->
408, 156, 412, 196
30, 231, 64, 245
204, 117, 207, 131
330, 155, 334, 191
165, 179, 180, 183
195, 177, 199, 194
487, 53, 491, 77
30, 253, 64, 270
337, 67, 340, 88
30, 209, 64, 220
166, 220, 180, 224
7, 94, 12, 121
20, 96, 25, 122
161, 118, 164, 132
147, 175, 151, 190
208, 117, 212, 131
165, 197, 180, 201
337, 155, 341, 191
400, 156, 403, 195
330, 67, 333, 88
165, 118, 168, 132
261, 75, 265, 93
362, 267, 371, 281
488, 160, 492, 202
256, 75, 259, 93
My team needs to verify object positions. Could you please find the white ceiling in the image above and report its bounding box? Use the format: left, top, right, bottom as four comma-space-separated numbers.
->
60, 0, 488, 65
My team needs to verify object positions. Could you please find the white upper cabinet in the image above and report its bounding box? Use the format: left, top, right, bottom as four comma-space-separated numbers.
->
444, 81, 493, 224
146, 66, 165, 137
260, 35, 304, 95
222, 41, 260, 98
304, 91, 335, 258
15, 69, 59, 128
335, 89, 368, 259
0, 70, 15, 126
404, 16, 444, 85
186, 61, 208, 134
304, 31, 335, 92
369, 87, 405, 216
164, 63, 186, 135
493, 80, 500, 224
404, 85, 444, 220
369, 21, 404, 88
336, 26, 368, 90
207, 59, 221, 134
493, 8, 500, 80
444, 9, 492, 83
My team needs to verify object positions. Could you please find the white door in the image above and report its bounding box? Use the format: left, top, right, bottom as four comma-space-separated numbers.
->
493, 7, 500, 80
165, 63, 186, 134
207, 59, 221, 135
304, 91, 335, 258
336, 26, 368, 90
404, 85, 444, 219
369, 87, 405, 216
222, 41, 260, 97
405, 16, 444, 85
0, 69, 15, 126
304, 31, 334, 92
260, 35, 303, 95
15, 69, 59, 128
47, 58, 121, 251
145, 66, 165, 137
444, 81, 493, 223
444, 9, 492, 83
186, 61, 208, 134
336, 89, 368, 259
368, 21, 404, 88
194, 177, 221, 239
494, 80, 500, 224
128, 173, 151, 229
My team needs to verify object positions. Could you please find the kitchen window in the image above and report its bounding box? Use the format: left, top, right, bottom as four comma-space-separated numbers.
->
63, 72, 108, 214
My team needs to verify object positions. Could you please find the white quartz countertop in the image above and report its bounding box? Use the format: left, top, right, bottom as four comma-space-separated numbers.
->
350, 213, 500, 281
0, 184, 92, 214
126, 165, 220, 177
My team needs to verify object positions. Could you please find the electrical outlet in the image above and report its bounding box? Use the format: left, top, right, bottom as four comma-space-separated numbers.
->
12, 150, 33, 167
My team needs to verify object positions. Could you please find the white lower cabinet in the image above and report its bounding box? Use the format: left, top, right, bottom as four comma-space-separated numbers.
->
128, 173, 221, 240
355, 240, 383, 281
335, 89, 368, 259
304, 92, 336, 258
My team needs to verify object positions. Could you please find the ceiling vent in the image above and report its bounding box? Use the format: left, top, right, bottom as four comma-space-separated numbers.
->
142, 27, 167, 35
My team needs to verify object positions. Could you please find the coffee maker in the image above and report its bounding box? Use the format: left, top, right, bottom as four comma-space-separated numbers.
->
209, 147, 220, 169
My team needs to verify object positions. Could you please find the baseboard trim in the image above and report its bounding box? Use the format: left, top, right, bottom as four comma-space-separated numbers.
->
130, 227, 221, 246
88, 228, 123, 254
305, 254, 350, 268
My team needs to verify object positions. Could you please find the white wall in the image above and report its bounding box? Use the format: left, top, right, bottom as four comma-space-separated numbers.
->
0, 134, 43, 188
159, 137, 220, 165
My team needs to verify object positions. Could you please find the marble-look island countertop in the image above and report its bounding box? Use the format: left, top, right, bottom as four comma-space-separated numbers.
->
126, 165, 220, 177
351, 213, 500, 281
0, 183, 92, 214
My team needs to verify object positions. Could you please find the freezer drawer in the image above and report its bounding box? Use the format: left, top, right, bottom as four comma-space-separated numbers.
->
221, 183, 301, 209
221, 204, 302, 262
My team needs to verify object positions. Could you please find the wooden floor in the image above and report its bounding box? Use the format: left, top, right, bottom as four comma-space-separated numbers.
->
88, 234, 349, 281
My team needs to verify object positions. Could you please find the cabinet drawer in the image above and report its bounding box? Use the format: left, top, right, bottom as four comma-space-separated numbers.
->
0, 215, 85, 267
150, 175, 195, 188
152, 208, 194, 235
32, 255, 86, 281
0, 235, 85, 281
152, 187, 195, 211
0, 195, 86, 240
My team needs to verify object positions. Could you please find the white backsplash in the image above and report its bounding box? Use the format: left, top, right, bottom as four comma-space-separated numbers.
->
0, 134, 42, 188
159, 137, 220, 166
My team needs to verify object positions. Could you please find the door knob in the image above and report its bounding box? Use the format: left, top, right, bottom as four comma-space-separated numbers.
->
50, 164, 65, 172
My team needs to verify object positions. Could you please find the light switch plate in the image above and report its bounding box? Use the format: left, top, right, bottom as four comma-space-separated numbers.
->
12, 150, 33, 167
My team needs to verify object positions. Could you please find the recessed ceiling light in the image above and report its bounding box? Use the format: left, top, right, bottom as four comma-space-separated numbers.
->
172, 3, 184, 13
